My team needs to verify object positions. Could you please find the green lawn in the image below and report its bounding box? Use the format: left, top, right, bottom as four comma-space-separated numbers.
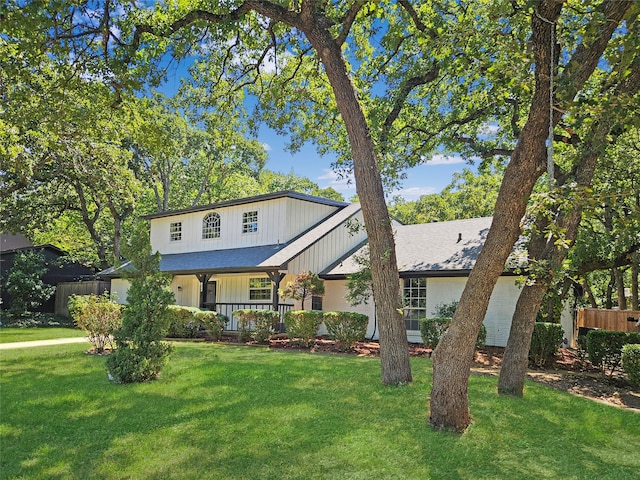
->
1, 342, 638, 480
0, 327, 85, 343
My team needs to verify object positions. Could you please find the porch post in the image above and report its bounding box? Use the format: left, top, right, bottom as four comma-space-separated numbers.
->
267, 271, 287, 312
196, 273, 212, 308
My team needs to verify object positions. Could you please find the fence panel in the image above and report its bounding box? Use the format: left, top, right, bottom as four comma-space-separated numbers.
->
55, 281, 110, 317
576, 308, 640, 333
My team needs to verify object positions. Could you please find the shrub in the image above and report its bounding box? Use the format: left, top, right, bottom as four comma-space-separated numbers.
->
622, 344, 640, 386
166, 305, 202, 338
106, 222, 174, 383
587, 330, 640, 374
419, 317, 487, 350
4, 250, 56, 315
323, 311, 368, 350
68, 292, 122, 353
233, 309, 279, 343
529, 322, 564, 367
284, 310, 323, 347
195, 310, 228, 341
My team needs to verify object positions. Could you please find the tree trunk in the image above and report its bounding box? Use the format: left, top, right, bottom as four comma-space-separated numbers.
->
631, 262, 639, 311
305, 25, 411, 385
614, 267, 628, 310
583, 277, 599, 308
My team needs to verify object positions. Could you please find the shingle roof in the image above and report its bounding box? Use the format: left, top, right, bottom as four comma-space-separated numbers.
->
321, 217, 525, 277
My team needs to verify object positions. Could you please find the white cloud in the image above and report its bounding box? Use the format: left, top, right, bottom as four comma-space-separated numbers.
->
389, 186, 436, 200
479, 122, 500, 136
318, 169, 357, 192
426, 154, 465, 166
262, 143, 272, 151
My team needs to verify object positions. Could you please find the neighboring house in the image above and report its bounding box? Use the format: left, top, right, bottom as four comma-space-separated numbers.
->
99, 191, 573, 347
0, 238, 98, 314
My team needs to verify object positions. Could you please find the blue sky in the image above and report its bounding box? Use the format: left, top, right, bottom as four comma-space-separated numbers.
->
257, 129, 469, 201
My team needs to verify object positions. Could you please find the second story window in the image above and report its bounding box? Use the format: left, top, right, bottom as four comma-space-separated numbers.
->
242, 210, 258, 234
202, 212, 221, 239
170, 222, 182, 242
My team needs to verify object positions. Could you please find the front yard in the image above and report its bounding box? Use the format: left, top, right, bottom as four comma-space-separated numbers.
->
1, 341, 639, 479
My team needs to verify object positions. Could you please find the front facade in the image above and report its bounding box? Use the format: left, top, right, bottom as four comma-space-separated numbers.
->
102, 191, 570, 347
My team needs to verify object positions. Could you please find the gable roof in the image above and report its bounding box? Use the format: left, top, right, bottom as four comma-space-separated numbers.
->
100, 203, 364, 277
321, 217, 526, 278
142, 191, 348, 220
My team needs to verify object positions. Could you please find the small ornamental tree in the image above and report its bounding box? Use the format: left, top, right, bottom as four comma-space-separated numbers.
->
4, 250, 56, 316
68, 292, 122, 353
278, 271, 325, 310
106, 222, 174, 383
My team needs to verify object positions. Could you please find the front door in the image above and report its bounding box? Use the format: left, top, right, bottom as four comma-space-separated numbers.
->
206, 281, 217, 306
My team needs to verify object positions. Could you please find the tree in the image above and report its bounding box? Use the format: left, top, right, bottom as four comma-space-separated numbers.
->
3, 250, 55, 316
278, 271, 325, 310
106, 222, 174, 383
430, 1, 635, 431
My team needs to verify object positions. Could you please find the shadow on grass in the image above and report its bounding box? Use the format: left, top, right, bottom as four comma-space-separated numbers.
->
1, 344, 639, 479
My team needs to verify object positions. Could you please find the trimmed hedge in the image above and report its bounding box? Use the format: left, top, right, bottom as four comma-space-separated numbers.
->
419, 317, 487, 350
323, 311, 368, 350
167, 305, 228, 340
284, 310, 323, 347
232, 309, 279, 343
622, 344, 640, 386
586, 330, 640, 374
529, 322, 564, 367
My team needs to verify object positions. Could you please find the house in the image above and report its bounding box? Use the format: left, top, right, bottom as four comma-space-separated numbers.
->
99, 191, 573, 347
0, 236, 99, 314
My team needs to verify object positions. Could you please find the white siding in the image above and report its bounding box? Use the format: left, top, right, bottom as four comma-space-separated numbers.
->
170, 275, 201, 307
150, 197, 340, 255
289, 211, 368, 274
323, 279, 377, 338
110, 279, 130, 304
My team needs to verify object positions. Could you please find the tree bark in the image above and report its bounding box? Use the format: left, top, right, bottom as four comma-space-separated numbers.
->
614, 267, 628, 310
304, 24, 412, 385
632, 262, 639, 311
429, 0, 632, 431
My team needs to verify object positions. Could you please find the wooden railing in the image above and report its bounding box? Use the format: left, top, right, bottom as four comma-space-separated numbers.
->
206, 303, 295, 332
576, 308, 640, 333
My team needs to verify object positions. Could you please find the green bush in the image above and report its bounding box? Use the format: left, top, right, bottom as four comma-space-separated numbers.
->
622, 344, 640, 386
166, 305, 203, 338
0, 311, 74, 328
195, 310, 228, 341
233, 309, 279, 343
323, 311, 368, 350
587, 330, 640, 374
529, 322, 564, 367
419, 317, 487, 350
68, 292, 122, 353
284, 310, 323, 347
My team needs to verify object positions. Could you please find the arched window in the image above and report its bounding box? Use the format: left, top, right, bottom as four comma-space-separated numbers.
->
202, 212, 221, 239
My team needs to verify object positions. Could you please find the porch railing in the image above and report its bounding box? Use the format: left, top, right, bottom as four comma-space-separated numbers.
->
205, 302, 295, 332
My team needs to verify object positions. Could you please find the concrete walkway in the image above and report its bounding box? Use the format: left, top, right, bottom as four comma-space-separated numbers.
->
0, 337, 89, 350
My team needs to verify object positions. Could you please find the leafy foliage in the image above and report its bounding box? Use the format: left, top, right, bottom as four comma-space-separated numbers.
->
68, 292, 122, 353
232, 309, 279, 344
419, 317, 487, 351
622, 344, 640, 386
3, 250, 55, 316
586, 330, 640, 375
529, 323, 564, 367
283, 310, 323, 347
106, 223, 174, 383
278, 272, 325, 310
323, 311, 369, 351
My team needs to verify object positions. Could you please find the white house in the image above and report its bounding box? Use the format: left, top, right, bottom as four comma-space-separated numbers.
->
100, 190, 569, 347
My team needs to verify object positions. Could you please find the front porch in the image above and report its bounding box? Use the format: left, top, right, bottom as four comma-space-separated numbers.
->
204, 302, 295, 332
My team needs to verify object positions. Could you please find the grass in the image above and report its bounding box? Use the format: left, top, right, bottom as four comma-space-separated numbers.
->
1, 342, 639, 480
0, 327, 85, 343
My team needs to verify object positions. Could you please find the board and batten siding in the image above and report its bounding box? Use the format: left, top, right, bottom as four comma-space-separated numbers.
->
288, 212, 369, 274
150, 197, 340, 255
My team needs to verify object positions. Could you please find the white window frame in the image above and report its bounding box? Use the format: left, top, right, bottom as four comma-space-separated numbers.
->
242, 210, 258, 234
202, 212, 221, 239
403, 277, 426, 331
170, 222, 182, 242
249, 277, 272, 301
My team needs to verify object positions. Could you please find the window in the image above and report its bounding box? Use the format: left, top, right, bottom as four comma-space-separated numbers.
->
403, 278, 426, 331
170, 222, 182, 242
311, 295, 323, 311
242, 210, 258, 234
202, 212, 221, 239
249, 277, 272, 301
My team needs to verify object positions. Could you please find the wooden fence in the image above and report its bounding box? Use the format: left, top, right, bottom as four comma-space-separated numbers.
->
55, 281, 111, 317
576, 308, 640, 334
